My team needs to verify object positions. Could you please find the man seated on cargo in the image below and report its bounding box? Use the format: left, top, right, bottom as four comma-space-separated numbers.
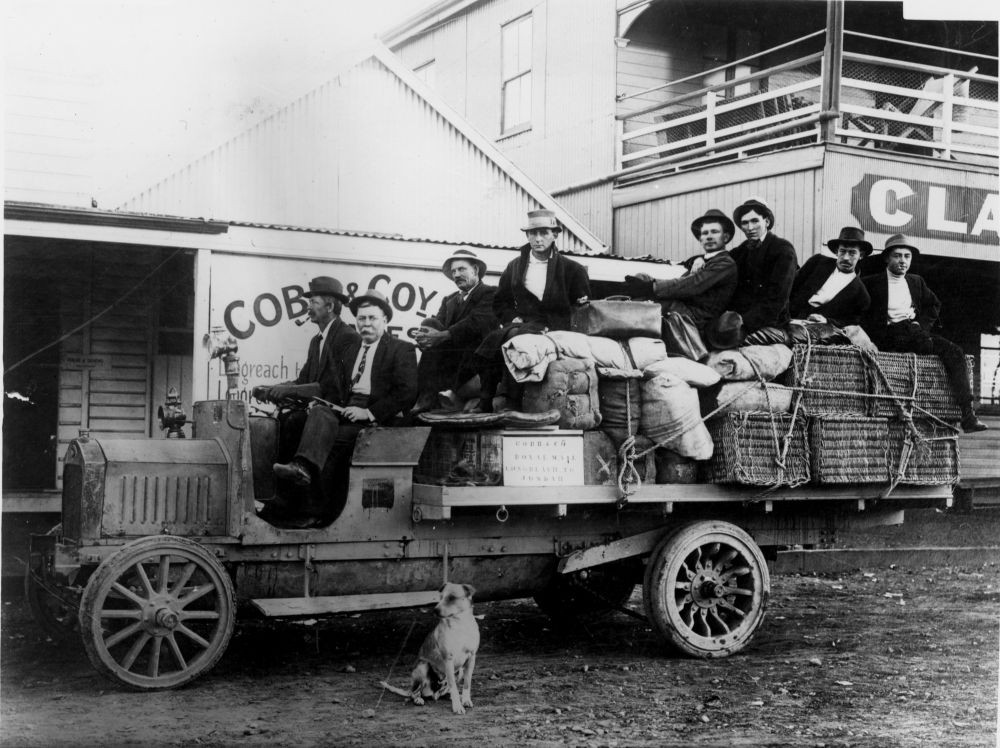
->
268, 290, 418, 523
711, 198, 797, 347
860, 234, 987, 433
622, 208, 737, 359
473, 209, 590, 411
412, 248, 498, 412
789, 227, 871, 327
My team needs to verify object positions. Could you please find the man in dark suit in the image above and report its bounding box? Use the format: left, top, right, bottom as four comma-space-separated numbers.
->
272, 289, 419, 487
861, 234, 987, 433
623, 208, 737, 356
412, 248, 497, 411
253, 275, 360, 456
789, 226, 872, 328
474, 209, 590, 410
717, 198, 798, 343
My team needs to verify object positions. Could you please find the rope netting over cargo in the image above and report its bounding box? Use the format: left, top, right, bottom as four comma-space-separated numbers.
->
415, 329, 964, 504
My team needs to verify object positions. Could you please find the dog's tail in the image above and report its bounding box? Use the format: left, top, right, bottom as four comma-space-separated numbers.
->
378, 680, 412, 698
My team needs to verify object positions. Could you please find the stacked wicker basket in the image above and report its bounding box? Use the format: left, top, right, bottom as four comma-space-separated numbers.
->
704, 344, 965, 487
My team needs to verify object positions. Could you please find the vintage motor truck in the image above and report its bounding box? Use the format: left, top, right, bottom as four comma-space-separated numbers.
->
25, 377, 953, 691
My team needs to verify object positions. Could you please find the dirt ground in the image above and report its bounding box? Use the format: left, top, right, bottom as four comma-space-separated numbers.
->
2, 557, 998, 748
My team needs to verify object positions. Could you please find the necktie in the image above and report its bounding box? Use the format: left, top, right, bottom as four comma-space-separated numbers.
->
690, 256, 706, 273
746, 239, 761, 251
351, 345, 371, 386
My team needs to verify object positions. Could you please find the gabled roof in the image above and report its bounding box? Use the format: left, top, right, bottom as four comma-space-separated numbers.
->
122, 44, 608, 254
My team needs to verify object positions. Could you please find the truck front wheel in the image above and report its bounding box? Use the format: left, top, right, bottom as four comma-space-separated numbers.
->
79, 536, 236, 689
643, 521, 769, 658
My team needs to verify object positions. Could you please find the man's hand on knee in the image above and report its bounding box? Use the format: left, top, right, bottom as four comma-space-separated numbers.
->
342, 406, 373, 423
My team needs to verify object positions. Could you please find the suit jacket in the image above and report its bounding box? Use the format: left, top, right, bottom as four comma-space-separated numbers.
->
494, 244, 590, 331
727, 232, 798, 333
860, 271, 942, 343
429, 282, 499, 348
338, 335, 418, 423
650, 251, 737, 330
292, 317, 361, 402
789, 255, 870, 327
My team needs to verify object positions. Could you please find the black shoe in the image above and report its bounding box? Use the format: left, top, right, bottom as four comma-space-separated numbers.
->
960, 414, 988, 433
274, 460, 311, 486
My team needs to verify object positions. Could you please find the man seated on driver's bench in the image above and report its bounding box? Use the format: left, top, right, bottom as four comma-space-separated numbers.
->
270, 289, 418, 498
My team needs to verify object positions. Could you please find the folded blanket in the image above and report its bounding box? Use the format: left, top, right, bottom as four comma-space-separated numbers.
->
502, 333, 667, 382
705, 344, 792, 381
644, 357, 721, 388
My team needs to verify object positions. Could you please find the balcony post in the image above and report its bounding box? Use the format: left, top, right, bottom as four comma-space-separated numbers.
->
820, 0, 845, 143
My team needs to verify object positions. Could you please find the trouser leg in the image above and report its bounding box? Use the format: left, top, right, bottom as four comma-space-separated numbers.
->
928, 334, 973, 406
293, 405, 340, 471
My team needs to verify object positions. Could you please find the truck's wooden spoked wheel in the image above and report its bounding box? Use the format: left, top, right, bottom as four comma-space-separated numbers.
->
79, 536, 235, 689
644, 521, 769, 658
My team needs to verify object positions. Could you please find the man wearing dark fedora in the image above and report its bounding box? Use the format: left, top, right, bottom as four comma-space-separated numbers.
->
788, 226, 872, 328
717, 197, 798, 342
861, 234, 987, 433
412, 248, 498, 411
623, 208, 738, 357
474, 209, 590, 410
254, 276, 360, 406
271, 289, 418, 519
254, 276, 361, 525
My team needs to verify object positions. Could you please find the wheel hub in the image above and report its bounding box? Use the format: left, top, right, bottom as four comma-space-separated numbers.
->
691, 571, 727, 608
143, 596, 180, 634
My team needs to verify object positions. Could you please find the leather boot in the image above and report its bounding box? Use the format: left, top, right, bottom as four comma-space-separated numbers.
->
960, 405, 988, 434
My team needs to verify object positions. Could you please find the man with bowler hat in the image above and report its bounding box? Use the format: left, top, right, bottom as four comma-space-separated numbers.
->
412, 248, 498, 411
861, 234, 987, 433
716, 197, 798, 342
474, 209, 590, 410
789, 226, 872, 328
623, 208, 738, 355
269, 289, 418, 522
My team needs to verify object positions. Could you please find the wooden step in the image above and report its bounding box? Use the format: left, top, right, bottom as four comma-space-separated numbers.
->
251, 590, 440, 617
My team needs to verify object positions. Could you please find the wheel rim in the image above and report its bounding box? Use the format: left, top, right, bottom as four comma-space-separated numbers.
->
647, 524, 768, 656
81, 539, 234, 689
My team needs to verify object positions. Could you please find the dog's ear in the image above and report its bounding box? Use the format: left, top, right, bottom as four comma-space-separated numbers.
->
462, 583, 476, 599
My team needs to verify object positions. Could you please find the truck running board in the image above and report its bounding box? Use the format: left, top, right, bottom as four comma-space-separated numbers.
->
250, 590, 440, 617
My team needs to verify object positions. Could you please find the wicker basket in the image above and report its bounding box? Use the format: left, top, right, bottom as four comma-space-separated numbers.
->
703, 411, 810, 487
887, 419, 960, 486
809, 416, 890, 484
784, 345, 868, 416
868, 351, 972, 421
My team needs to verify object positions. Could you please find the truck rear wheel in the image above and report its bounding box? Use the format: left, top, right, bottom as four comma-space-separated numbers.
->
643, 521, 769, 658
79, 536, 236, 690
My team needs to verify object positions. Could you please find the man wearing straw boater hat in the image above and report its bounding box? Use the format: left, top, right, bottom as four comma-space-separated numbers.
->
623, 208, 738, 357
412, 248, 498, 412
270, 289, 418, 523
861, 234, 987, 433
788, 226, 872, 328
709, 197, 797, 346
472, 209, 590, 411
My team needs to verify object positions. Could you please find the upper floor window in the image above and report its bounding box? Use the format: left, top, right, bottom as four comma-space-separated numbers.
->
414, 59, 436, 88
501, 14, 532, 133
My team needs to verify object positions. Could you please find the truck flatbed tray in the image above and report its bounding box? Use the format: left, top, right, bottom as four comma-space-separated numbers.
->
412, 482, 951, 520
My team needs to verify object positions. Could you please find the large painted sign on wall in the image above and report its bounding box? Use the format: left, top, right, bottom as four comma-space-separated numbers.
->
207, 251, 471, 401
851, 174, 998, 246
